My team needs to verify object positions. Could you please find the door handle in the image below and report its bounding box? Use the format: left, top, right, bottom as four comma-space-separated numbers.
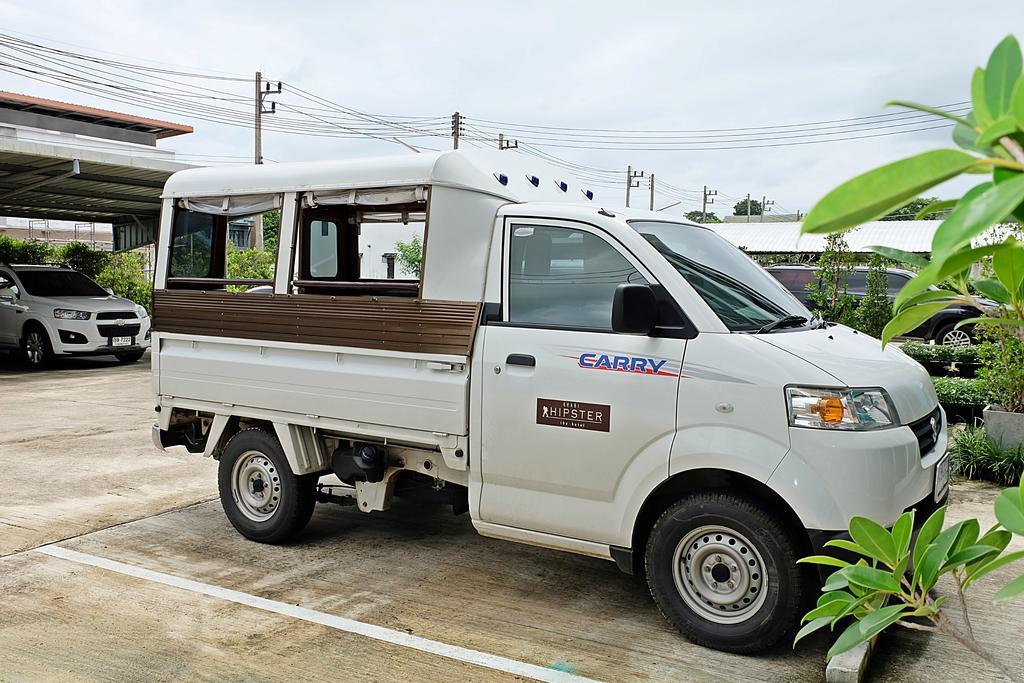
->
506, 353, 535, 367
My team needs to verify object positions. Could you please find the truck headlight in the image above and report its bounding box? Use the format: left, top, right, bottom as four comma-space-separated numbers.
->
53, 309, 91, 320
786, 386, 898, 430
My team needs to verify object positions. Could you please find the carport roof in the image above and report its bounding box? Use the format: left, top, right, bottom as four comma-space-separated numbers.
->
0, 134, 193, 224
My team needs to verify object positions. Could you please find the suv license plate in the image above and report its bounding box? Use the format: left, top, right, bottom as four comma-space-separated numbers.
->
934, 455, 950, 502
112, 336, 131, 347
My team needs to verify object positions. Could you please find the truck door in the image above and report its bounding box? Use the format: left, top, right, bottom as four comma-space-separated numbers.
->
478, 220, 686, 545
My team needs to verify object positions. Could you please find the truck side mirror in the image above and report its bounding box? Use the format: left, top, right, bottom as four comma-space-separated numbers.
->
612, 283, 658, 334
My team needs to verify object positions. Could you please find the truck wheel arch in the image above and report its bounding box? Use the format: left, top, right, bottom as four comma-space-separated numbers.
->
620, 468, 809, 576
202, 416, 330, 476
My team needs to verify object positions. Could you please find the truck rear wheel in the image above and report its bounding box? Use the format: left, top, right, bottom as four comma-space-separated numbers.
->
218, 429, 317, 544
644, 491, 808, 653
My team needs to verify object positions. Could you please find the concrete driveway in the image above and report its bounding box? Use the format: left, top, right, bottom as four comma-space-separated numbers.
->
1, 353, 1022, 681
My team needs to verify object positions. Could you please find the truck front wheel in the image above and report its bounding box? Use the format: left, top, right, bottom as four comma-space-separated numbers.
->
644, 491, 808, 653
218, 429, 317, 544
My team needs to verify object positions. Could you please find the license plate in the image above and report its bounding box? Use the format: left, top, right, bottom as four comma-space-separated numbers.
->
934, 455, 950, 502
112, 336, 131, 347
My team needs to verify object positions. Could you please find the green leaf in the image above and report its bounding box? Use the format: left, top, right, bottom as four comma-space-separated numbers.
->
824, 539, 874, 558
941, 544, 1000, 572
817, 591, 856, 608
803, 599, 853, 622
972, 278, 1013, 304
958, 316, 1024, 330
950, 518, 981, 558
793, 616, 833, 648
994, 574, 1024, 603
867, 245, 931, 268
912, 199, 959, 220
849, 516, 898, 567
844, 565, 901, 593
799, 555, 853, 569
985, 36, 1024, 118
886, 100, 975, 129
1014, 76, 1024, 130
913, 506, 946, 571
995, 487, 1024, 535
931, 179, 1024, 257
891, 511, 915, 561
965, 550, 1024, 588
972, 68, 993, 127
993, 168, 1024, 223
823, 568, 850, 592
992, 242, 1024, 297
916, 521, 967, 592
977, 115, 1020, 147
826, 604, 906, 660
895, 289, 960, 313
895, 243, 1011, 308
802, 150, 980, 235
882, 301, 952, 345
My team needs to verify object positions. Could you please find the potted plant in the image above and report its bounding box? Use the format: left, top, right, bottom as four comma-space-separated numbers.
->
979, 327, 1024, 447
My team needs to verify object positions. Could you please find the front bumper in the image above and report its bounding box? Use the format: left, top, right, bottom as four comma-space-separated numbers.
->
767, 406, 949, 533
48, 316, 152, 355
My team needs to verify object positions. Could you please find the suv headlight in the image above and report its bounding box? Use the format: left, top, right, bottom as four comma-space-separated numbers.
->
135, 304, 148, 318
786, 386, 898, 430
53, 309, 91, 320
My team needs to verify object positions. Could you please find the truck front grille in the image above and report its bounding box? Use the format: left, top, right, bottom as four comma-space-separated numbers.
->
908, 406, 942, 456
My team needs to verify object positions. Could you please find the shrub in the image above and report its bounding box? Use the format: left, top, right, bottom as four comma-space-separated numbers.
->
95, 251, 152, 313
806, 233, 857, 325
932, 377, 991, 406
855, 254, 892, 337
951, 426, 1024, 485
0, 234, 53, 264
394, 234, 423, 278
977, 326, 1024, 413
901, 341, 981, 364
54, 241, 111, 279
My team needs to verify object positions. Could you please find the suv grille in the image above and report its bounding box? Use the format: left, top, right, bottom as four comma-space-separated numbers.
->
908, 407, 942, 456
97, 323, 141, 337
96, 311, 138, 320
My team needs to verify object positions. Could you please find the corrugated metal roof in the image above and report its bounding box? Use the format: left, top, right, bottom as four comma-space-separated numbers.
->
0, 90, 193, 139
709, 220, 944, 254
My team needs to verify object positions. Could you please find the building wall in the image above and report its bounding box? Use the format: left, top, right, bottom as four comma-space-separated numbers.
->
0, 216, 113, 251
359, 222, 423, 279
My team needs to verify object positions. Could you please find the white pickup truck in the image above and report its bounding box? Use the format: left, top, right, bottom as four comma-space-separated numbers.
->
151, 150, 948, 653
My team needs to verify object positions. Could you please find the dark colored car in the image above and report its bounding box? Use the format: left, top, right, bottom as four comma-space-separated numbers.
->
766, 265, 981, 346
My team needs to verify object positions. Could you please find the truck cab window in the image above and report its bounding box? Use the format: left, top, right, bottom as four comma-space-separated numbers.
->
508, 225, 645, 330
170, 212, 217, 278
309, 220, 340, 278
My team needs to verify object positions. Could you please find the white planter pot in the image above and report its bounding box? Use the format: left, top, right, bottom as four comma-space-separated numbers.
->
983, 405, 1024, 448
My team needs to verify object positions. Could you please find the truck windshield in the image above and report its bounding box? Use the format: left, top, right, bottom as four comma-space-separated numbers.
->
17, 270, 109, 297
629, 221, 811, 332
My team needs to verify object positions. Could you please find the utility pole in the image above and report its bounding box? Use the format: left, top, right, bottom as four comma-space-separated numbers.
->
648, 173, 655, 211
625, 166, 644, 207
254, 71, 280, 251
701, 185, 717, 223
746, 193, 751, 223
497, 132, 518, 150
451, 112, 462, 150
760, 196, 775, 223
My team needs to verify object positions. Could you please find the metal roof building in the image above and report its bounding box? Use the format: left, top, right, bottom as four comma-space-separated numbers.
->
0, 90, 194, 251
708, 220, 943, 255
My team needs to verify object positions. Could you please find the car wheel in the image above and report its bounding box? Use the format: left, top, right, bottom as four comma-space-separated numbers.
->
114, 351, 146, 363
22, 325, 52, 368
644, 491, 810, 654
218, 429, 318, 544
934, 322, 973, 348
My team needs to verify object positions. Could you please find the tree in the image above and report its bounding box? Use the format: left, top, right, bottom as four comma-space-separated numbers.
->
806, 233, 856, 324
881, 196, 942, 220
55, 241, 111, 278
95, 251, 152, 312
733, 198, 763, 216
685, 210, 722, 224
262, 209, 281, 254
227, 243, 275, 292
856, 254, 893, 337
394, 234, 423, 278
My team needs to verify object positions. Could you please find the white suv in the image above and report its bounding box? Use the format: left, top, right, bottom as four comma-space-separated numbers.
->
0, 263, 151, 367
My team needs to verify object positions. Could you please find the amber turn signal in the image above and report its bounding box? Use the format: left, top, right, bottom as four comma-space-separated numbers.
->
815, 397, 845, 423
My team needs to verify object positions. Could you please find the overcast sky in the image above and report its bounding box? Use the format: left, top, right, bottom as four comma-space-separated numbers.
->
3, 0, 1023, 217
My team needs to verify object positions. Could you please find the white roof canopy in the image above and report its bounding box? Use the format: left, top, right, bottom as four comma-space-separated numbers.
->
709, 220, 945, 254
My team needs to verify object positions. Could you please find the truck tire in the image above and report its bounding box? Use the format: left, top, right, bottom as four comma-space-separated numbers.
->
218, 429, 318, 544
644, 491, 808, 653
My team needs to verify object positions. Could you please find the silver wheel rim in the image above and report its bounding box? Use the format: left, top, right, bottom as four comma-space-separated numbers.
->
941, 328, 971, 348
230, 450, 282, 522
26, 331, 45, 364
672, 525, 769, 624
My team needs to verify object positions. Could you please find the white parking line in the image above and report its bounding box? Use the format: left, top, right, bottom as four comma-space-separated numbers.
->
35, 544, 600, 683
